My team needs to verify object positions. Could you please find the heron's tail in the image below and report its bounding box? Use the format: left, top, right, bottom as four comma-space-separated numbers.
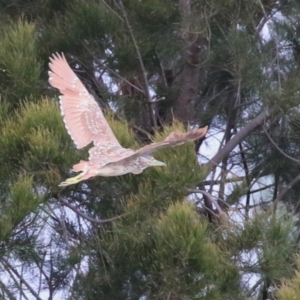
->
59, 170, 93, 187
59, 173, 84, 187
58, 160, 93, 187
72, 160, 88, 172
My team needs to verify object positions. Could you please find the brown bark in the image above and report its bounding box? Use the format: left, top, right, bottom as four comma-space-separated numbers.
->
170, 0, 206, 126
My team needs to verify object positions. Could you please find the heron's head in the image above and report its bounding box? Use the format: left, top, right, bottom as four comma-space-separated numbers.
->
142, 155, 166, 167
149, 157, 166, 167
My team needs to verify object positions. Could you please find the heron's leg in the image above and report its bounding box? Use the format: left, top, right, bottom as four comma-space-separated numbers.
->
58, 172, 85, 187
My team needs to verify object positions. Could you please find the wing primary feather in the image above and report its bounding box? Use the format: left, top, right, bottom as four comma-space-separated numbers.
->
48, 52, 121, 150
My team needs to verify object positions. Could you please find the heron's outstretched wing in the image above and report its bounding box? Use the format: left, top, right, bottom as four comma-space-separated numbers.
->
114, 126, 208, 164
48, 53, 121, 151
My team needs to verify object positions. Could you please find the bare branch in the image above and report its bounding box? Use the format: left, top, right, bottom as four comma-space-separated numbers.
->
273, 173, 300, 210
188, 189, 223, 214
248, 184, 274, 195
60, 198, 125, 224
204, 110, 270, 173
2, 258, 42, 300
0, 279, 17, 300
80, 44, 146, 95
263, 126, 300, 165
246, 278, 264, 297
201, 177, 245, 185
101, 0, 124, 22
58, 202, 71, 250
129, 123, 152, 139
99, 62, 145, 94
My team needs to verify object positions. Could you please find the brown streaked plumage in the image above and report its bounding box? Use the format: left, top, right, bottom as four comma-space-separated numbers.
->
48, 53, 208, 186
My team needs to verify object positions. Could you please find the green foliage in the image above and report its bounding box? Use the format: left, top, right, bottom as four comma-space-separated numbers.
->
152, 203, 239, 297
39, 1, 122, 58
74, 202, 241, 299
0, 175, 43, 240
222, 209, 298, 294
0, 18, 41, 103
0, 98, 10, 127
118, 124, 205, 224
0, 0, 70, 20
1, 0, 300, 299
0, 98, 78, 186
278, 256, 300, 300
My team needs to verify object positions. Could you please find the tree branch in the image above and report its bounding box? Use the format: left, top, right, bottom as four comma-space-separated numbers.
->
2, 258, 42, 300
273, 173, 300, 210
204, 109, 270, 173
0, 279, 17, 300
60, 198, 125, 224
188, 189, 224, 214
263, 125, 300, 165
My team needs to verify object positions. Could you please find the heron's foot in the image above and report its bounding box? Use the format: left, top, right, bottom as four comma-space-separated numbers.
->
59, 173, 83, 187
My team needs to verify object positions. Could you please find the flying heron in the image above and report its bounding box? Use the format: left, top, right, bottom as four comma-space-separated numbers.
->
48, 53, 208, 186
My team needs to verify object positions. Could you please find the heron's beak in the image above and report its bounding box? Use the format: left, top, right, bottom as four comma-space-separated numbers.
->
152, 159, 167, 167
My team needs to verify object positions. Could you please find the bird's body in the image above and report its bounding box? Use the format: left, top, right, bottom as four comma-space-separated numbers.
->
48, 53, 208, 186
66, 155, 166, 185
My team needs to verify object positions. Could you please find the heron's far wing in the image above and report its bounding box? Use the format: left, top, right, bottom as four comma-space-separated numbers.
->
48, 53, 120, 149
115, 126, 208, 163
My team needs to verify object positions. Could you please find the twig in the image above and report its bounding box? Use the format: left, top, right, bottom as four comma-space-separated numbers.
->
188, 189, 223, 214
208, 128, 227, 194
98, 62, 145, 94
129, 123, 152, 139
58, 202, 71, 250
246, 277, 264, 297
238, 199, 273, 210
60, 198, 125, 224
101, 0, 124, 22
234, 129, 251, 217
201, 177, 245, 186
33, 252, 48, 297
117, 0, 157, 127
156, 49, 168, 87
248, 184, 274, 195
258, 0, 282, 90
2, 258, 42, 300
0, 279, 17, 300
150, 96, 166, 103
273, 173, 300, 210
81, 44, 146, 94
263, 126, 300, 165
42, 204, 73, 247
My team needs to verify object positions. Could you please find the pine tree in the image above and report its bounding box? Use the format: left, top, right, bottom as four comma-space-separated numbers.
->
1, 0, 300, 299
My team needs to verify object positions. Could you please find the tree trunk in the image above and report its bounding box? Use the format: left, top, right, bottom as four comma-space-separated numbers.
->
169, 0, 206, 126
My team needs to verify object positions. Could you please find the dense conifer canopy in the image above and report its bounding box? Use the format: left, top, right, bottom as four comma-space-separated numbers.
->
1, 0, 300, 299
